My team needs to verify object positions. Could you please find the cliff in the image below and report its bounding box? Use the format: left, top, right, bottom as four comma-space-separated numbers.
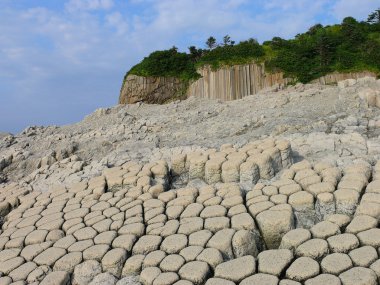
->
119, 74, 188, 104
187, 63, 291, 100
119, 64, 377, 104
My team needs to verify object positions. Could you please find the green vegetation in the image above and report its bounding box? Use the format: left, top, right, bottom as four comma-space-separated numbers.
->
127, 9, 380, 84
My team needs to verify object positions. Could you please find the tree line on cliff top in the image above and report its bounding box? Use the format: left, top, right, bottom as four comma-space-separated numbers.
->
127, 9, 380, 83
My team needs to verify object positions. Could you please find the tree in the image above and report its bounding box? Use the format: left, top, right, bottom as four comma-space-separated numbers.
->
223, 35, 232, 46
206, 36, 217, 49
188, 46, 203, 61
367, 8, 380, 24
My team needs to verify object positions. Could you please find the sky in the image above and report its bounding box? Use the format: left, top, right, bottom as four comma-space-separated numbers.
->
0, 0, 379, 133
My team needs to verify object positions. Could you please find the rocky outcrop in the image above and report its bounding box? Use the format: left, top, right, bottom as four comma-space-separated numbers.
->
187, 63, 292, 100
120, 63, 377, 104
119, 74, 188, 104
312, 71, 377, 85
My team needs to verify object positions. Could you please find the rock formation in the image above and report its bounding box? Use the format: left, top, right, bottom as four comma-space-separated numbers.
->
119, 75, 188, 104
1, 77, 380, 284
119, 63, 377, 104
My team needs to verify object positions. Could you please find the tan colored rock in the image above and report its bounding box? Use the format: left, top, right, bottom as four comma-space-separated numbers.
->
179, 246, 203, 262
206, 228, 235, 259
339, 267, 377, 285
310, 221, 340, 239
327, 233, 359, 253
40, 271, 70, 285
321, 253, 352, 275
140, 267, 161, 285
160, 234, 187, 254
240, 273, 279, 285
256, 209, 294, 249
178, 261, 210, 285
72, 260, 102, 285
349, 246, 378, 267
295, 239, 329, 260
304, 274, 341, 285
286, 257, 320, 282
214, 255, 255, 282
258, 249, 293, 276
357, 228, 380, 247
196, 248, 223, 269
102, 248, 127, 278
34, 247, 66, 266
159, 254, 185, 272
153, 272, 180, 285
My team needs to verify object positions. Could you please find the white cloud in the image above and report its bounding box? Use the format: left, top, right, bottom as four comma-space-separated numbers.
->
65, 0, 114, 12
0, 0, 377, 132
331, 0, 379, 21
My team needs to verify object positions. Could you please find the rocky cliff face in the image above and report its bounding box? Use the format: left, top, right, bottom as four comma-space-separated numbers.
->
120, 63, 377, 104
187, 63, 291, 100
312, 71, 377, 85
119, 74, 187, 104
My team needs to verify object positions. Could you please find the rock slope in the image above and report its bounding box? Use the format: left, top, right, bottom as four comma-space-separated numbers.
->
0, 77, 380, 284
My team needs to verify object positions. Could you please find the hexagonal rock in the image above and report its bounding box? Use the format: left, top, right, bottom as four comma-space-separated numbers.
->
295, 239, 329, 260
240, 273, 279, 285
102, 248, 128, 278
140, 267, 161, 285
231, 213, 255, 230
348, 246, 378, 267
159, 254, 185, 272
205, 278, 236, 285
206, 228, 235, 259
178, 261, 210, 285
73, 227, 97, 241
83, 244, 110, 261
214, 255, 255, 282
345, 215, 378, 234
204, 217, 230, 232
160, 234, 188, 254
304, 274, 341, 285
89, 272, 118, 285
33, 247, 66, 266
258, 249, 293, 276
72, 260, 102, 285
189, 230, 212, 247
357, 228, 380, 247
153, 272, 180, 285
286, 257, 320, 282
54, 252, 83, 272
133, 235, 162, 255
232, 229, 258, 258
196, 248, 224, 269
321, 253, 353, 275
310, 221, 340, 239
8, 261, 37, 282
199, 205, 226, 218
280, 229, 311, 251
325, 214, 351, 228
327, 234, 359, 253
370, 259, 380, 279
112, 235, 137, 252
339, 267, 378, 285
121, 254, 145, 276
180, 246, 203, 262
256, 209, 294, 249
40, 271, 70, 285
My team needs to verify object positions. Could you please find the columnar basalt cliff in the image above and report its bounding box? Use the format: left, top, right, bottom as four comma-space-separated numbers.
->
312, 71, 377, 85
119, 64, 377, 104
187, 63, 291, 101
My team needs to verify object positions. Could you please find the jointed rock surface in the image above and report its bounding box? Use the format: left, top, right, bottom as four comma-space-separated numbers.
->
1, 77, 380, 284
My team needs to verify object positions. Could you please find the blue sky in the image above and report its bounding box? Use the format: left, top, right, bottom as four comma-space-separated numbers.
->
0, 0, 379, 133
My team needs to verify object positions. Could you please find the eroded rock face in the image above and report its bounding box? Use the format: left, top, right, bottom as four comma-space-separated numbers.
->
119, 75, 187, 104
2, 78, 380, 284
